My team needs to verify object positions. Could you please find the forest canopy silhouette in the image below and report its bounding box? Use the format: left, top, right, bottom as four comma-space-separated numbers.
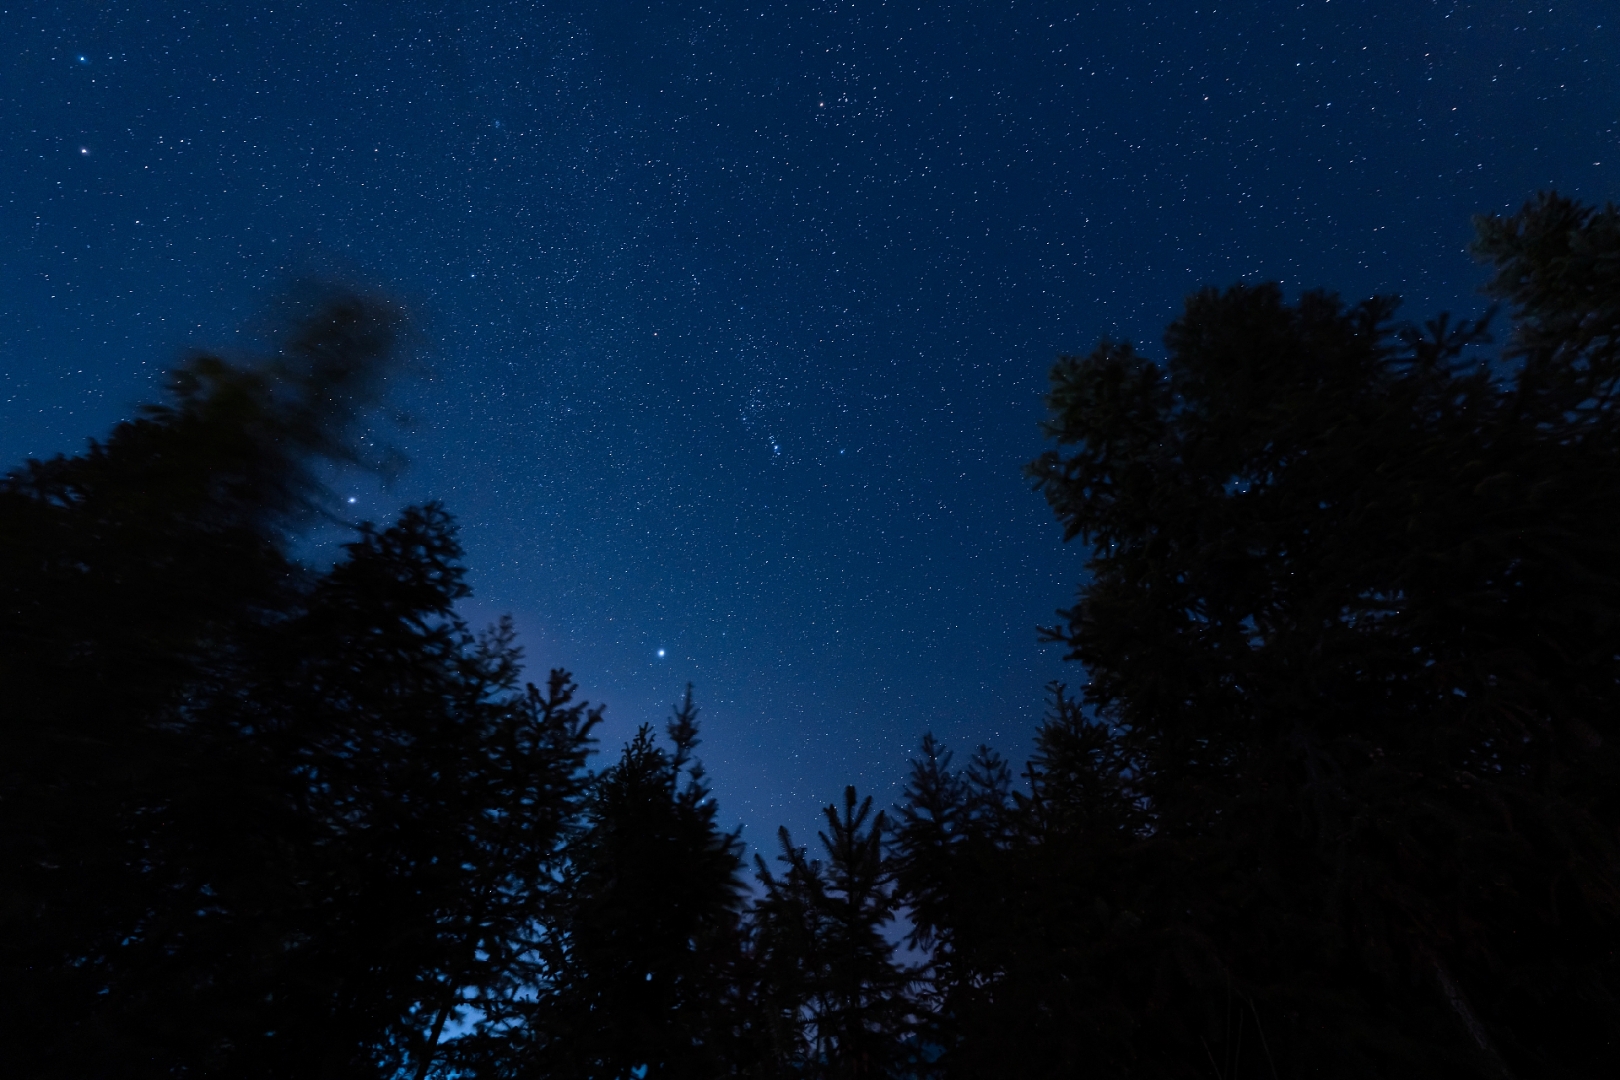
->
3, 192, 1618, 1079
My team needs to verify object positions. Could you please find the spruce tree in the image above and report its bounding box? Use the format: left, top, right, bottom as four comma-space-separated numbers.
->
891, 693, 1141, 1080
1004, 191, 1620, 1076
513, 687, 749, 1080
0, 292, 598, 1078
756, 787, 916, 1079
0, 289, 407, 1076
245, 507, 597, 1078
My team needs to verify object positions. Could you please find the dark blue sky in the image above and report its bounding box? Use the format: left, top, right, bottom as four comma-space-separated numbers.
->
3, 0, 1614, 848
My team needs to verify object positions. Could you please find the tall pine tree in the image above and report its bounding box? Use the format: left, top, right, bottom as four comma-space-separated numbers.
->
0, 288, 407, 1076
756, 787, 916, 1080
509, 687, 750, 1080
997, 191, 1620, 1077
0, 292, 597, 1078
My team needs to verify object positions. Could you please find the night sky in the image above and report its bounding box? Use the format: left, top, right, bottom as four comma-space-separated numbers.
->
3, 0, 1614, 848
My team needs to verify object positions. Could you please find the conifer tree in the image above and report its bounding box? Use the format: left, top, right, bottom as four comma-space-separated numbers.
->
0, 292, 598, 1079
0, 288, 407, 1076
512, 687, 749, 1080
891, 692, 1141, 1080
756, 787, 916, 1080
1001, 191, 1620, 1077
252, 508, 597, 1078
426, 669, 602, 1080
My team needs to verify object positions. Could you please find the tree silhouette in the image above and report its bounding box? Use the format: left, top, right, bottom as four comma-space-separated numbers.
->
11, 193, 1620, 1080
984, 191, 1620, 1076
0, 288, 407, 1076
0, 292, 597, 1078
755, 787, 916, 1080
257, 508, 598, 1078
507, 686, 750, 1080
891, 692, 1141, 1080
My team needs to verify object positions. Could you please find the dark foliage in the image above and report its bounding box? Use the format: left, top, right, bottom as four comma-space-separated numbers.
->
1, 288, 405, 1076
0, 291, 596, 1078
905, 190, 1620, 1077
754, 787, 918, 1080
891, 691, 1145, 1079
496, 687, 752, 1080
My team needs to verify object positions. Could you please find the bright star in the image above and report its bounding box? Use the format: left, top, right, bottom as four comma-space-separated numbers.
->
657, 648, 666, 658
346, 496, 356, 504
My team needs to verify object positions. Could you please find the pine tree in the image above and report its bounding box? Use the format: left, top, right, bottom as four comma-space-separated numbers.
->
244, 507, 597, 1078
891, 691, 1141, 1080
1007, 192, 1620, 1076
0, 292, 598, 1078
0, 288, 408, 1077
513, 686, 750, 1080
428, 668, 602, 1080
756, 787, 916, 1080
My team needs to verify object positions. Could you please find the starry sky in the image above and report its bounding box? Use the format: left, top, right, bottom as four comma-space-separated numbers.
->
3, 0, 1614, 848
